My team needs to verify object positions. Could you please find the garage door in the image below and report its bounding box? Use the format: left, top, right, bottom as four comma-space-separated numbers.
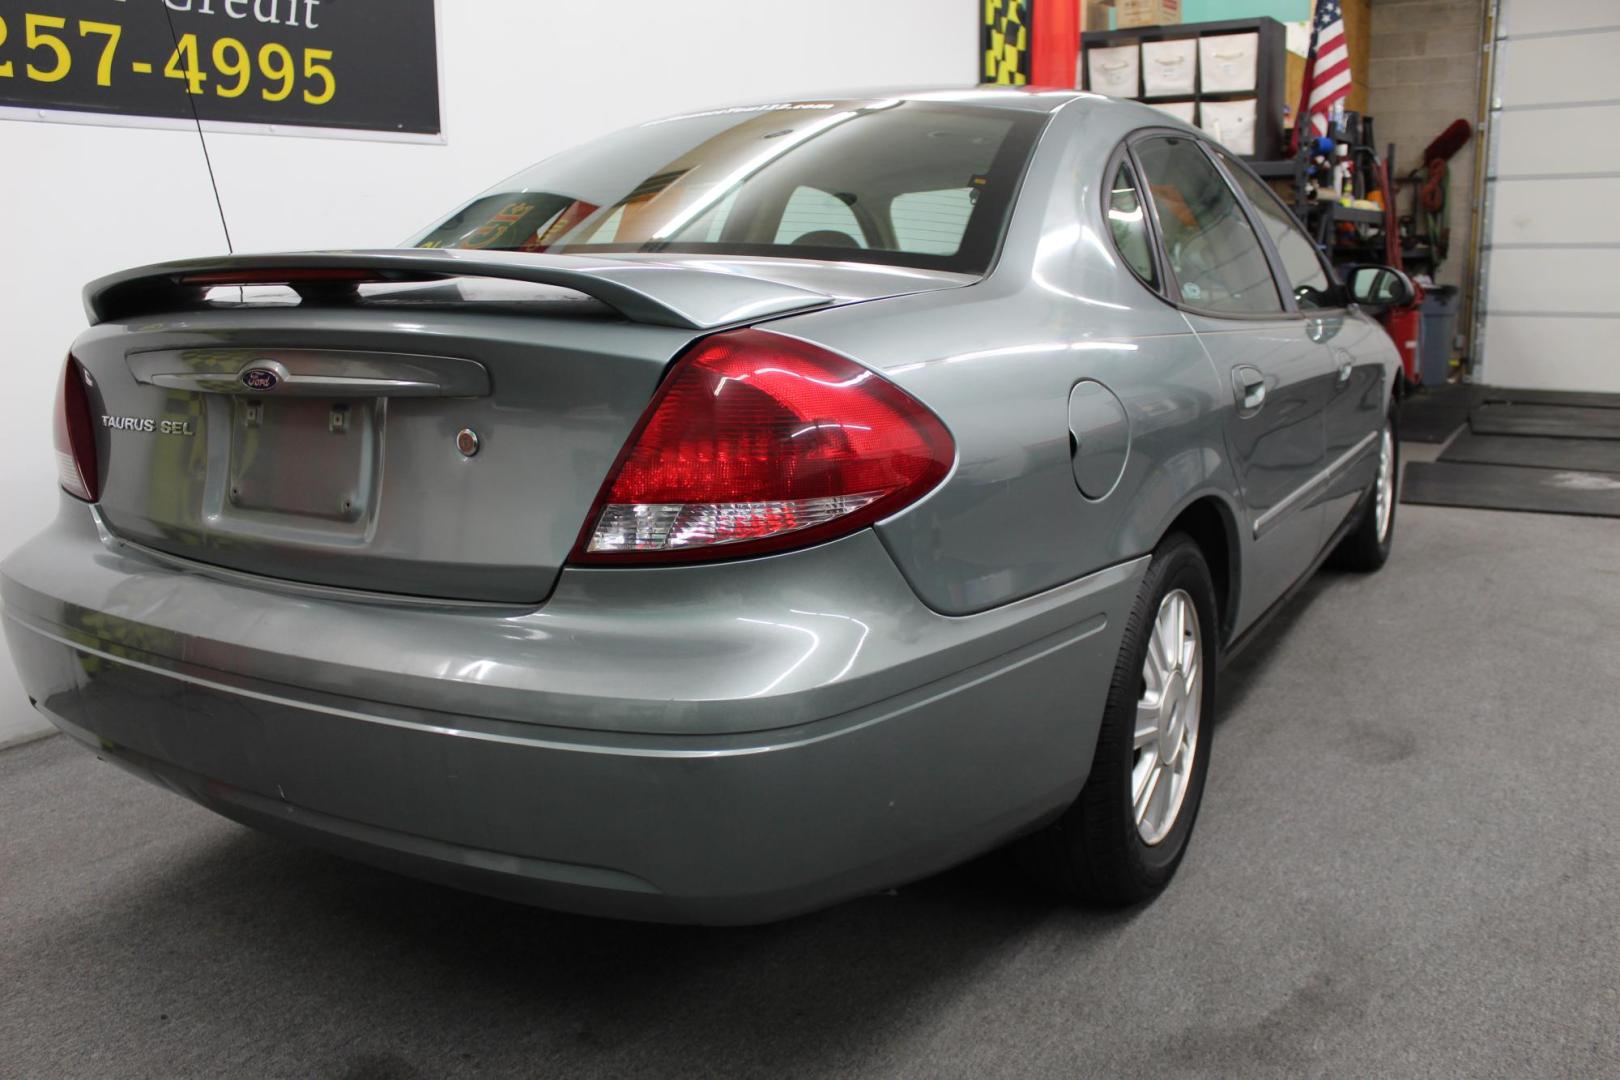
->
1478, 0, 1620, 391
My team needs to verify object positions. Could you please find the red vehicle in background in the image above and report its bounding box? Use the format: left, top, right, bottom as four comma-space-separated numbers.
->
1380, 280, 1424, 387
1369, 154, 1424, 387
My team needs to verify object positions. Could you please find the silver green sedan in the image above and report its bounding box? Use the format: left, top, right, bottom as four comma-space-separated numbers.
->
3, 89, 1408, 923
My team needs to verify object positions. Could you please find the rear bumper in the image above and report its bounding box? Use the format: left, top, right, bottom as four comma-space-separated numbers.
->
2, 498, 1145, 924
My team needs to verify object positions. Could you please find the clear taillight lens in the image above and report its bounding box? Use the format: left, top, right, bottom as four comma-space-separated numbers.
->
54, 356, 99, 502
572, 329, 953, 564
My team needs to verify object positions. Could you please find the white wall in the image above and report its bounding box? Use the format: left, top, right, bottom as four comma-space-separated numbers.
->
1366, 0, 1485, 298
0, 0, 977, 739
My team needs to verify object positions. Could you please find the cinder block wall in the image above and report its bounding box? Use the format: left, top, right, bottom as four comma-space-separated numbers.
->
1367, 0, 1486, 303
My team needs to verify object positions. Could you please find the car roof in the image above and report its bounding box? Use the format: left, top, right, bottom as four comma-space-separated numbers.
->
664, 88, 1193, 128
663, 87, 1118, 116
815, 86, 1090, 112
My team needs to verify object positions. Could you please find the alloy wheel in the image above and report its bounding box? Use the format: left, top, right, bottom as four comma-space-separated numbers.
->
1375, 423, 1396, 543
1132, 588, 1203, 846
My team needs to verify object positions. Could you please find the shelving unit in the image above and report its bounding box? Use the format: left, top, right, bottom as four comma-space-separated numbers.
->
1248, 117, 1438, 279
1080, 16, 1288, 160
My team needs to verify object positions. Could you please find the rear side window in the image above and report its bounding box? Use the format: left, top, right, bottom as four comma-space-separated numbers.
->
1213, 146, 1334, 309
891, 189, 975, 255
1107, 160, 1157, 288
774, 186, 868, 249
1134, 136, 1282, 315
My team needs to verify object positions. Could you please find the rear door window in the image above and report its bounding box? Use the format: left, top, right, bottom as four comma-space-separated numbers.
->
1213, 146, 1335, 309
1134, 135, 1282, 315
890, 188, 976, 255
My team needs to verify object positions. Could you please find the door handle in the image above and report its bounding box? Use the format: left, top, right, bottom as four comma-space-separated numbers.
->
1336, 359, 1353, 387
1232, 366, 1267, 413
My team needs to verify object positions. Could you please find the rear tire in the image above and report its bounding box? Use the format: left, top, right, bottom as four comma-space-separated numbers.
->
1332, 406, 1399, 572
1017, 533, 1217, 906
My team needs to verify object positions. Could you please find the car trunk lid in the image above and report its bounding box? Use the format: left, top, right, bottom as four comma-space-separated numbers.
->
68, 251, 931, 605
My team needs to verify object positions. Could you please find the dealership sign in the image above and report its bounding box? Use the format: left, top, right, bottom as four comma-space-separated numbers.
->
0, 0, 441, 140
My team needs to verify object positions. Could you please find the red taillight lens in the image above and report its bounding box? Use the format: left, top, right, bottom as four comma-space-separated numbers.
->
573, 329, 953, 563
54, 356, 99, 502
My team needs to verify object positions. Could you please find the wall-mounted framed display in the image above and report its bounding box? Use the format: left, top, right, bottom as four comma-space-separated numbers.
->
0, 0, 442, 142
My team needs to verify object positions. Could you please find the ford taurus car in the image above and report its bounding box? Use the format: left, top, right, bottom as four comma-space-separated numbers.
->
2, 89, 1411, 924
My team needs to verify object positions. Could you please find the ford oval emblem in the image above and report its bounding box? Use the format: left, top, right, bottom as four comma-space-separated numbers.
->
242, 368, 279, 391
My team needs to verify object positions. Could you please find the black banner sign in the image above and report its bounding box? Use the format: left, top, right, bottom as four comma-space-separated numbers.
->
0, 0, 440, 137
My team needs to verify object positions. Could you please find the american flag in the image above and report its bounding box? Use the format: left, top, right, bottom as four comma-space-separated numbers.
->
1297, 0, 1350, 142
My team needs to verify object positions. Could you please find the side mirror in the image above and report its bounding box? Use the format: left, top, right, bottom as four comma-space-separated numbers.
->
1345, 265, 1416, 309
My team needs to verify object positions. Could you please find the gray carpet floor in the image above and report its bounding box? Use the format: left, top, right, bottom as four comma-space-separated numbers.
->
2, 504, 1618, 1079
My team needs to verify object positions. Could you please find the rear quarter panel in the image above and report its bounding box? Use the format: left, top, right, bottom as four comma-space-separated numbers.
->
765, 102, 1243, 617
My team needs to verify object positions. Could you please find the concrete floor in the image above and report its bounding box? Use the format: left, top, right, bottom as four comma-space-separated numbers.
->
0, 672, 51, 751
2, 502, 1618, 1079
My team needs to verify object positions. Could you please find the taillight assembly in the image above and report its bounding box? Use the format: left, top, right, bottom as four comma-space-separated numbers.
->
572, 329, 953, 564
54, 355, 99, 502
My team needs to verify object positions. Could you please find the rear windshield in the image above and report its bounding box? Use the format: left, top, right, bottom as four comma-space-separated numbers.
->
411, 100, 1046, 275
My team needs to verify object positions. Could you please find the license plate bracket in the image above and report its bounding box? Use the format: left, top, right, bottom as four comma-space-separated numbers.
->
226, 397, 378, 524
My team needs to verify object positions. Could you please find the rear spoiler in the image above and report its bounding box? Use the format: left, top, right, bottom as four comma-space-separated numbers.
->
83, 249, 835, 331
